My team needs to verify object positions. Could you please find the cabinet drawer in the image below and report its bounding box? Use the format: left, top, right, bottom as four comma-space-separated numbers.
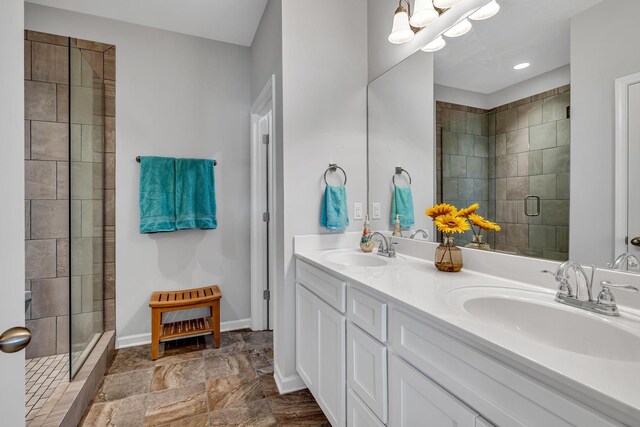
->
389, 354, 478, 427
347, 286, 387, 342
347, 388, 385, 427
389, 307, 620, 427
347, 323, 388, 423
297, 260, 346, 312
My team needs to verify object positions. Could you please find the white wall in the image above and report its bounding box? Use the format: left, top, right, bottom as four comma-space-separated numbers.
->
0, 0, 26, 422
435, 65, 571, 110
25, 3, 252, 344
570, 0, 640, 265
275, 0, 369, 392
368, 0, 491, 82
368, 53, 435, 235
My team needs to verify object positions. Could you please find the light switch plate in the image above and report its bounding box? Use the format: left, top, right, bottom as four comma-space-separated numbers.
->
372, 203, 381, 219
354, 203, 363, 220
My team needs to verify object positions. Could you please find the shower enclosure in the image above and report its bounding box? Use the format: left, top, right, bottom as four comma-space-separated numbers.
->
436, 86, 570, 261
24, 30, 115, 422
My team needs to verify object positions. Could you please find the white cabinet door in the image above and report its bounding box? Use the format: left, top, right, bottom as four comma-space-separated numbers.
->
296, 283, 318, 391
348, 388, 386, 427
389, 354, 477, 427
317, 299, 346, 427
347, 322, 388, 423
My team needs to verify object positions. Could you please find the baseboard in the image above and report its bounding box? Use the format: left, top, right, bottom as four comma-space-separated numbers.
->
274, 365, 306, 394
115, 318, 251, 349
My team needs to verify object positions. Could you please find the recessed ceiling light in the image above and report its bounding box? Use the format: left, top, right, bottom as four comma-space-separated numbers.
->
513, 62, 530, 70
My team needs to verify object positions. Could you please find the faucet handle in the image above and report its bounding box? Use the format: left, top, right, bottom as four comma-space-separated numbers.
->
541, 270, 572, 297
597, 281, 639, 307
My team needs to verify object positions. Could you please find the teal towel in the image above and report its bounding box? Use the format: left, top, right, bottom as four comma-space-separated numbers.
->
391, 186, 415, 229
139, 156, 177, 233
175, 158, 217, 230
321, 185, 349, 231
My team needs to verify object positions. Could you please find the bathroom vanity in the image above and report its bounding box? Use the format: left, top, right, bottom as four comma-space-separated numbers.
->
294, 235, 640, 427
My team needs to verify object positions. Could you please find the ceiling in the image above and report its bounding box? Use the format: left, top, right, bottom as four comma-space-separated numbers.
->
434, 0, 604, 94
26, 0, 268, 47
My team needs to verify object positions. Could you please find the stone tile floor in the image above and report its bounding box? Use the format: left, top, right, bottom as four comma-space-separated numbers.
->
80, 330, 329, 426
25, 353, 69, 422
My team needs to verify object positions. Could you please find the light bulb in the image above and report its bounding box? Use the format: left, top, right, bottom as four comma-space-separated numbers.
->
388, 6, 414, 44
421, 36, 446, 52
444, 19, 472, 38
410, 0, 439, 28
469, 0, 500, 20
433, 0, 464, 8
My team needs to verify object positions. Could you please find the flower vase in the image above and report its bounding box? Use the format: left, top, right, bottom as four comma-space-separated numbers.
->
435, 236, 463, 272
465, 234, 491, 251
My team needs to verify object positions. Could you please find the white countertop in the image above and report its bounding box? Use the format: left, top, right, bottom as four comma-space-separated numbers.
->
294, 246, 640, 424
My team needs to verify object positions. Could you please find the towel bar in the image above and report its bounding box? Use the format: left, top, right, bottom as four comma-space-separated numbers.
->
323, 163, 347, 186
393, 166, 412, 186
136, 156, 217, 166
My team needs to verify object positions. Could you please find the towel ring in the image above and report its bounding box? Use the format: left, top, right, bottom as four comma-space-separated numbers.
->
393, 167, 412, 186
324, 164, 347, 186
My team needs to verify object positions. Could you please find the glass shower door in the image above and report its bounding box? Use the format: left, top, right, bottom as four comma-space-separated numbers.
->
69, 43, 105, 378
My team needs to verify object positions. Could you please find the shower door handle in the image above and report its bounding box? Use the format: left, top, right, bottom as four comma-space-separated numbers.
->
524, 195, 541, 217
0, 326, 31, 353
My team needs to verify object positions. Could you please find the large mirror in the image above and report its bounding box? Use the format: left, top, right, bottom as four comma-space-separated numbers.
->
367, 0, 640, 272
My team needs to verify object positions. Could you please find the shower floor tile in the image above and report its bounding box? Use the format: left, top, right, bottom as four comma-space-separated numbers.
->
25, 353, 69, 422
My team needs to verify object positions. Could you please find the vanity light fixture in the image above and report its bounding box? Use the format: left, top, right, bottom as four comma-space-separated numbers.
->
513, 62, 531, 70
469, 0, 500, 20
421, 35, 447, 52
444, 18, 472, 37
434, 0, 464, 7
388, 2, 415, 44
410, 0, 440, 28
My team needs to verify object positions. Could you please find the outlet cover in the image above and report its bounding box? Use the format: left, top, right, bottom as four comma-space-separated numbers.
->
372, 203, 381, 219
354, 203, 363, 220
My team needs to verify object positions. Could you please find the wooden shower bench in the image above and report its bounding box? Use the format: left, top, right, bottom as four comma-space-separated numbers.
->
149, 285, 222, 360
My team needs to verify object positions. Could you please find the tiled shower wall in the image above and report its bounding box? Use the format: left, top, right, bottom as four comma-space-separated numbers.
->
493, 86, 570, 260
24, 31, 116, 359
436, 103, 495, 247
436, 85, 570, 260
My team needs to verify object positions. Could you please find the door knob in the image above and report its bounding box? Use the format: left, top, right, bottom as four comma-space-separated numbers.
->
0, 326, 31, 353
631, 237, 640, 247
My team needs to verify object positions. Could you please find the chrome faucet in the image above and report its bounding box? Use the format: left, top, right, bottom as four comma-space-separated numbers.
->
608, 252, 640, 271
369, 232, 396, 258
409, 229, 429, 240
542, 261, 639, 316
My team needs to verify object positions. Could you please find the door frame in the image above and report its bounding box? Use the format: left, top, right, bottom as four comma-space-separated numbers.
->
250, 75, 277, 331
614, 71, 640, 256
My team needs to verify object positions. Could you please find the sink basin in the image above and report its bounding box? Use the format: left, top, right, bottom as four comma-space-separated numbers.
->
325, 252, 389, 267
448, 287, 640, 362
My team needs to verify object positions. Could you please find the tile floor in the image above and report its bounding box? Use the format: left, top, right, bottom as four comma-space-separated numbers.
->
25, 353, 69, 422
80, 330, 329, 426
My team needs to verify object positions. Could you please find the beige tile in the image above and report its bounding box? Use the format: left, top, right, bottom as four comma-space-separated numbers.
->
57, 84, 69, 123
529, 225, 556, 250
105, 152, 115, 190
57, 161, 69, 199
26, 239, 57, 280
528, 150, 543, 176
27, 31, 69, 46
31, 121, 69, 161
104, 262, 115, 299
104, 299, 115, 331
105, 190, 115, 227
542, 200, 569, 226
151, 358, 206, 392
505, 223, 528, 248
82, 394, 147, 426
56, 316, 69, 354
496, 108, 517, 134
506, 128, 529, 154
31, 42, 68, 84
25, 120, 31, 159
57, 239, 69, 277
530, 122, 556, 150
70, 85, 103, 125
530, 174, 557, 200
105, 226, 115, 263
495, 178, 506, 201
144, 383, 208, 426
70, 162, 94, 200
517, 99, 542, 129
31, 200, 69, 239
557, 118, 570, 146
25, 317, 57, 358
25, 81, 57, 121
104, 116, 115, 153
25, 160, 57, 199
517, 152, 529, 177
542, 92, 570, 123
25, 201, 31, 239
95, 369, 152, 402
105, 80, 115, 117
81, 49, 104, 81
25, 40, 32, 79
72, 38, 112, 52
495, 133, 506, 156
70, 237, 94, 276
506, 176, 528, 200
557, 173, 570, 200
104, 46, 116, 81
543, 146, 570, 174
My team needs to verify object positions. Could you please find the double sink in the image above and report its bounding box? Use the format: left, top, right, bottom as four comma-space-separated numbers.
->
320, 248, 640, 363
